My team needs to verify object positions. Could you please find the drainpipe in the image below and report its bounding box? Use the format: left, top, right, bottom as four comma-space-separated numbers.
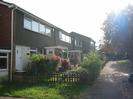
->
10, 6, 17, 81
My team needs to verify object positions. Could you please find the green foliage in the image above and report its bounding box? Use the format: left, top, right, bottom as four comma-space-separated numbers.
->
68, 51, 104, 84
0, 82, 88, 99
31, 54, 47, 62
25, 54, 58, 77
80, 51, 103, 83
46, 60, 59, 73
76, 67, 90, 84
117, 60, 129, 64
81, 51, 102, 66
68, 66, 90, 84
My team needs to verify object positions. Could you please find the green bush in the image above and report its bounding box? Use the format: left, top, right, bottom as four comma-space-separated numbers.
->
80, 51, 103, 83
25, 54, 58, 76
31, 54, 46, 62
76, 67, 90, 84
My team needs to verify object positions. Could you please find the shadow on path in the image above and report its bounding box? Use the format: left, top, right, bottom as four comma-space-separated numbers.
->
110, 60, 133, 74
82, 60, 133, 99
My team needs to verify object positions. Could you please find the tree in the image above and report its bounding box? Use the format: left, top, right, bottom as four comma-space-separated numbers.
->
101, 8, 129, 59
126, 5, 133, 60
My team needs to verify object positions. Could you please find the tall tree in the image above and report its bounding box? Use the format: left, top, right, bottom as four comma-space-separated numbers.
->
101, 8, 129, 57
126, 5, 133, 59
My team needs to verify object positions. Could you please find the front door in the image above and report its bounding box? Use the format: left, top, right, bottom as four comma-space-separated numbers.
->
16, 46, 23, 71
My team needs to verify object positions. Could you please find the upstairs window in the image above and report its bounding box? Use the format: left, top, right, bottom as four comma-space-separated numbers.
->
59, 32, 62, 39
45, 27, 51, 36
24, 17, 32, 30
75, 40, 77, 46
32, 20, 39, 32
59, 31, 71, 43
66, 36, 71, 43
75, 39, 82, 47
90, 41, 95, 47
91, 41, 94, 45
24, 16, 51, 37
39, 24, 45, 34
80, 41, 82, 47
62, 34, 66, 41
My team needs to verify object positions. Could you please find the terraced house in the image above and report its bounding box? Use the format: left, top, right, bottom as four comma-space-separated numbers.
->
0, 0, 95, 81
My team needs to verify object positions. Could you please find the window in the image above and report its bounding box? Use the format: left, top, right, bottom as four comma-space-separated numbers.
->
0, 53, 6, 56
75, 40, 77, 46
32, 20, 39, 32
47, 49, 54, 54
24, 17, 32, 30
91, 41, 94, 45
59, 32, 62, 39
66, 36, 71, 43
62, 34, 66, 41
45, 27, 51, 36
80, 42, 82, 47
0, 53, 8, 70
49, 51, 53, 54
75, 39, 82, 47
59, 31, 71, 43
24, 16, 52, 36
75, 40, 80, 46
0, 59, 7, 69
39, 24, 45, 34
30, 49, 37, 56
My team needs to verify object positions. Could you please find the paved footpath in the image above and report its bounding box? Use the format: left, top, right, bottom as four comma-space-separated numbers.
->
83, 60, 133, 99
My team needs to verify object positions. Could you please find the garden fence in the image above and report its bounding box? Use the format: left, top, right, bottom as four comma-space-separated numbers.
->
14, 72, 81, 84
47, 72, 80, 83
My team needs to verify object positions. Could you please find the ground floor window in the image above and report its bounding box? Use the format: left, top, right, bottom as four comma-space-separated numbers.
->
0, 58, 7, 69
30, 49, 37, 56
0, 52, 8, 70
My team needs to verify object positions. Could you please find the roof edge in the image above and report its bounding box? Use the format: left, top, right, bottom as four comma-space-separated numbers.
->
0, 1, 59, 29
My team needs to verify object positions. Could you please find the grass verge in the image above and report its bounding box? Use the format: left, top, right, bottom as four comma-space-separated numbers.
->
117, 60, 129, 64
0, 82, 88, 99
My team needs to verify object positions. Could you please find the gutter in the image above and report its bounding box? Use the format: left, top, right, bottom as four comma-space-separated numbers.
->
10, 6, 17, 81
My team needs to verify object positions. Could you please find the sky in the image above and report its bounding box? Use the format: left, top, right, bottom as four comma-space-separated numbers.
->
5, 0, 133, 46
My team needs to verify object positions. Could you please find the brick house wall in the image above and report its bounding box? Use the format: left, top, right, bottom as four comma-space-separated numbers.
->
0, 4, 11, 49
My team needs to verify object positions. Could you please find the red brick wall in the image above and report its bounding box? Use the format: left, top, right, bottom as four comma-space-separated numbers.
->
0, 4, 11, 49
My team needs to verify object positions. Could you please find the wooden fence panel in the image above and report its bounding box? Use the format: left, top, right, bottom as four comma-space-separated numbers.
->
46, 72, 80, 84
13, 72, 81, 84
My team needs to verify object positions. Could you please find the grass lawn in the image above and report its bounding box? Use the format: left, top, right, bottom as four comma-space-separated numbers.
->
0, 82, 88, 99
117, 60, 129, 64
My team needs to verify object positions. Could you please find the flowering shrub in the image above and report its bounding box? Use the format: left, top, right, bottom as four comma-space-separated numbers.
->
25, 54, 58, 76
61, 59, 70, 71
52, 54, 62, 64
47, 54, 70, 72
